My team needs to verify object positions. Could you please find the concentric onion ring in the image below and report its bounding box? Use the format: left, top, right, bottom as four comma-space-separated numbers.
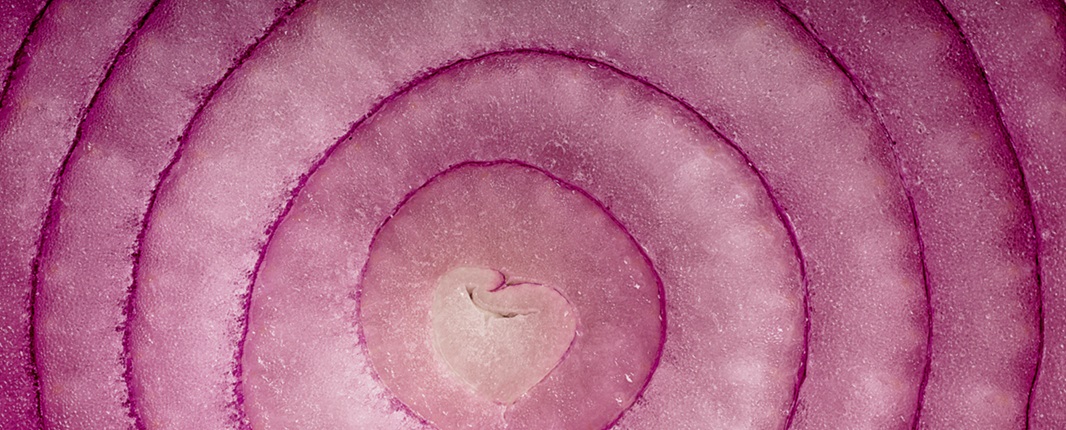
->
240, 52, 802, 428
0, 0, 1063, 429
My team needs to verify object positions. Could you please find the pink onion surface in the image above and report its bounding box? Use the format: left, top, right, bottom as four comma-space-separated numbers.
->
0, 0, 1063, 429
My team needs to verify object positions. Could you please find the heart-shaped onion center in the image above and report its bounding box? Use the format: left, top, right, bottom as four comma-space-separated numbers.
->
431, 267, 576, 404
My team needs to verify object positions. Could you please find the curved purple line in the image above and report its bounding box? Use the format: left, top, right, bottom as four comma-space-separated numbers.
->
0, 0, 52, 111
767, 3, 933, 426
23, 0, 163, 427
354, 158, 660, 425
772, 2, 936, 427
775, 1, 1045, 429
930, 3, 1048, 429
120, 2, 308, 429
357, 157, 667, 426
0, 2, 55, 428
234, 48, 811, 430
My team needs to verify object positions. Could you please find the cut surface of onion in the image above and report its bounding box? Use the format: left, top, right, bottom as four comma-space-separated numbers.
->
242, 52, 802, 430
0, 0, 1063, 429
0, 0, 46, 90
128, 2, 927, 426
361, 161, 659, 429
938, 0, 1066, 425
778, 0, 1041, 427
29, 0, 298, 427
428, 266, 579, 407
0, 0, 153, 427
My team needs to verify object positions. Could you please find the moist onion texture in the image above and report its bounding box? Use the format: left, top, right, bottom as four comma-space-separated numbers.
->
0, 0, 1063, 429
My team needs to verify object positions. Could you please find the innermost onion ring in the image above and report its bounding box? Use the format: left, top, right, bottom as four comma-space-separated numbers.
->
359, 161, 663, 429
